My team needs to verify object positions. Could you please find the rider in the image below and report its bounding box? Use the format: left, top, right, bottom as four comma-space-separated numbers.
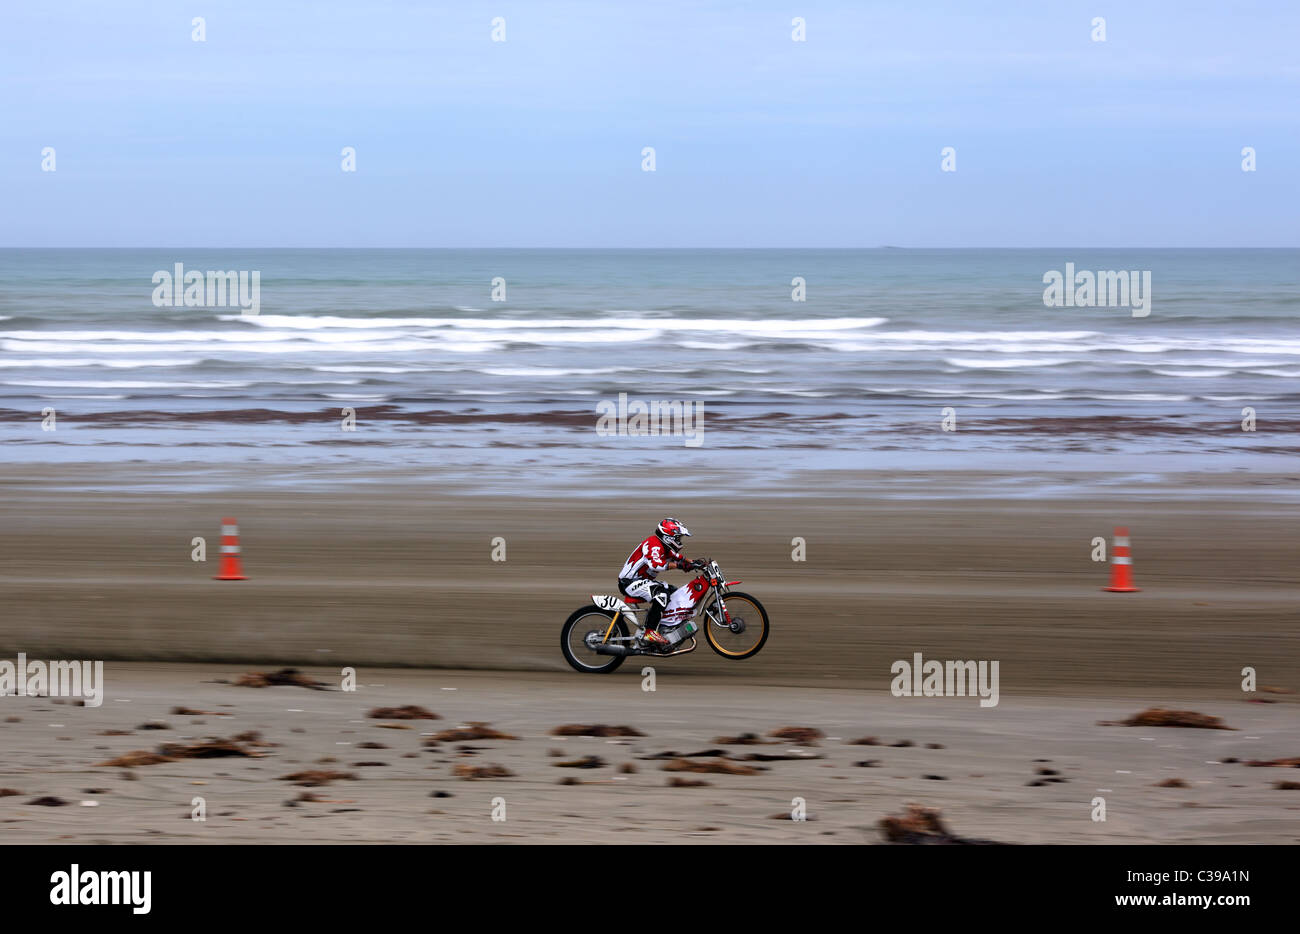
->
617, 518, 701, 647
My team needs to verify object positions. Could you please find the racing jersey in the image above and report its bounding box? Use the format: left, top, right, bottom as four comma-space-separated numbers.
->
618, 534, 682, 581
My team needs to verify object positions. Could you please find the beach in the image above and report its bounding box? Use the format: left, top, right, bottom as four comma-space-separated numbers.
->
1, 248, 1297, 843
2, 467, 1298, 690
1, 665, 1296, 845
4, 0, 1298, 877
1, 469, 1297, 843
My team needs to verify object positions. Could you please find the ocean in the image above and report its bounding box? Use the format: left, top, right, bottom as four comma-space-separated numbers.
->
1, 248, 1297, 495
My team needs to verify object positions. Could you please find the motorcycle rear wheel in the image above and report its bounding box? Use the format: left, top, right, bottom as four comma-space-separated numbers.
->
561, 605, 629, 673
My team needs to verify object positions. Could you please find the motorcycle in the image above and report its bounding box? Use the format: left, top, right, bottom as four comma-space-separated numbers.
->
560, 559, 770, 673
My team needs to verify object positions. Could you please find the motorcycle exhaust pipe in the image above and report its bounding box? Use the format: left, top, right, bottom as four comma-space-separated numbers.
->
593, 637, 697, 658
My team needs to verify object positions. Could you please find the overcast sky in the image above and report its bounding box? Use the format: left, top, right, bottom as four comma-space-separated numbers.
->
2, 1, 1296, 247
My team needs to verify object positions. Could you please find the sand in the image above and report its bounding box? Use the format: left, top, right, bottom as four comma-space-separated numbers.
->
2, 472, 1298, 692
1, 465, 1298, 843
1, 665, 1297, 844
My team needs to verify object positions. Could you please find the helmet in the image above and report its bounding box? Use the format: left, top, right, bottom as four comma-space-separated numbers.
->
656, 518, 691, 551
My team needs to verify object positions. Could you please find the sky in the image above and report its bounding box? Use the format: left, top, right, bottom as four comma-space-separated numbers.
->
1, 1, 1297, 247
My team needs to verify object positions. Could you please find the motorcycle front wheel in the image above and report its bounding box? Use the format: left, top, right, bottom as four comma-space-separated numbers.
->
701, 591, 770, 659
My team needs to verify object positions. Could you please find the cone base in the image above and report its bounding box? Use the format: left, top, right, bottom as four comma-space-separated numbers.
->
214, 575, 247, 581
1103, 586, 1140, 592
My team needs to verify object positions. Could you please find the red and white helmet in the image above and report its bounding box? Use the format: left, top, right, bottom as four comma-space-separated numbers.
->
656, 518, 691, 551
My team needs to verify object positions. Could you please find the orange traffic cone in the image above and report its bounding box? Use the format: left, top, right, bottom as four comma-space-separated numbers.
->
1103, 526, 1139, 592
214, 517, 247, 580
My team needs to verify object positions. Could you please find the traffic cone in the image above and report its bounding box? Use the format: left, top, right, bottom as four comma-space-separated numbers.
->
214, 517, 247, 580
1103, 526, 1139, 592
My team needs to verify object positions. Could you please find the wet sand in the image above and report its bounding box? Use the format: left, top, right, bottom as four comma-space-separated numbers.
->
1, 471, 1298, 693
1, 467, 1297, 843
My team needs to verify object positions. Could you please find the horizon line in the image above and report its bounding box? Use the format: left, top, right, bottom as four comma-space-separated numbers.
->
2, 245, 1298, 251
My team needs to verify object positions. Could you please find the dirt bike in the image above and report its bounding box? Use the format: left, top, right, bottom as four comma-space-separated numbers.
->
560, 559, 770, 673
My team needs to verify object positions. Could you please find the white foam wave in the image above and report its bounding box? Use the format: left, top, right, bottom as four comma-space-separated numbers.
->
678, 340, 752, 351
4, 379, 255, 389
479, 367, 629, 377
308, 365, 431, 374
1152, 368, 1234, 378
219, 314, 888, 335
944, 357, 1079, 369
1, 339, 474, 355
0, 358, 198, 369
